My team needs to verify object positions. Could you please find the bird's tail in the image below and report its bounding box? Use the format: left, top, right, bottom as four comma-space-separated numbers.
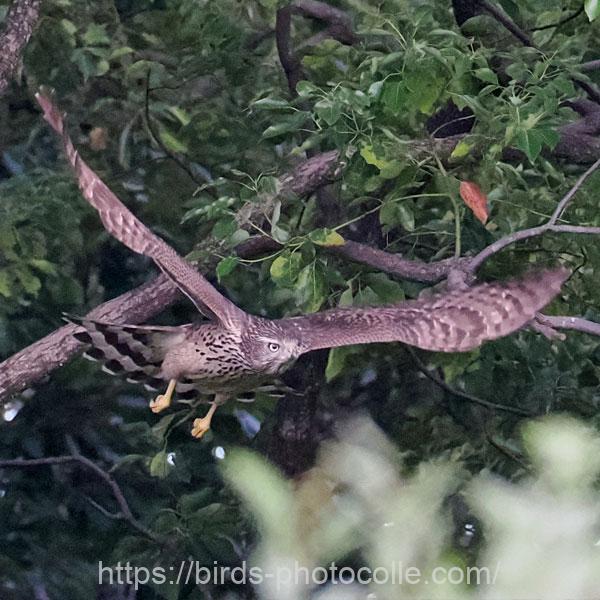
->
65, 315, 188, 392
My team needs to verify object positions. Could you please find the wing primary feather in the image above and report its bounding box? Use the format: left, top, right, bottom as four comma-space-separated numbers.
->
36, 87, 246, 330
280, 267, 569, 353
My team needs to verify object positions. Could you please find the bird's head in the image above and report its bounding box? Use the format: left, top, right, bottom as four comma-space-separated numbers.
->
243, 319, 305, 375
247, 335, 304, 375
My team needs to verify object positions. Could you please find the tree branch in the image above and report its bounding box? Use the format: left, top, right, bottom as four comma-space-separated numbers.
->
2, 85, 598, 403
291, 0, 356, 46
0, 0, 42, 97
581, 60, 600, 73
535, 314, 600, 338
549, 157, 600, 224
275, 5, 303, 96
477, 0, 600, 104
406, 347, 533, 416
479, 0, 533, 46
0, 452, 162, 542
0, 150, 345, 403
0, 275, 180, 402
329, 241, 471, 283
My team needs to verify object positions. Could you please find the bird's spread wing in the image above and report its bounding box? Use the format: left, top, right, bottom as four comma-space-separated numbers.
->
36, 88, 246, 330
279, 268, 568, 353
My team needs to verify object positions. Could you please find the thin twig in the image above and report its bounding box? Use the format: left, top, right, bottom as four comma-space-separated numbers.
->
143, 71, 214, 191
477, 0, 600, 103
406, 347, 533, 416
0, 453, 163, 542
529, 6, 584, 32
469, 224, 600, 272
483, 423, 531, 470
469, 158, 600, 273
536, 314, 600, 337
548, 157, 600, 225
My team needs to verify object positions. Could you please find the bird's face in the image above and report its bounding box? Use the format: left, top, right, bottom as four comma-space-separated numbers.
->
248, 335, 304, 375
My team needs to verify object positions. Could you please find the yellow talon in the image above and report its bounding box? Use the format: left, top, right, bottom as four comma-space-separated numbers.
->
191, 403, 218, 439
150, 379, 176, 414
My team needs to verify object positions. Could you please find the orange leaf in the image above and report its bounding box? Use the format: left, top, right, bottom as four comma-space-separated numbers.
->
459, 180, 488, 224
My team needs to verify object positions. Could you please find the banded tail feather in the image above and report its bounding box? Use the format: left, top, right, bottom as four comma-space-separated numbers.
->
66, 315, 193, 394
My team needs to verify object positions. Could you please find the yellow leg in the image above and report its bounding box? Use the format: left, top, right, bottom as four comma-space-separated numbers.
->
191, 402, 218, 439
150, 379, 176, 414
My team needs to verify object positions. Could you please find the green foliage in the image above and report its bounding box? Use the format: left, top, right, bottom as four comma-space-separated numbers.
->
224, 416, 600, 599
1, 0, 600, 597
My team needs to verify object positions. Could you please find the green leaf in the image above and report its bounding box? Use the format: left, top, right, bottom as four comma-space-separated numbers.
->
216, 256, 239, 281
158, 128, 188, 153
308, 228, 345, 247
222, 449, 296, 548
405, 69, 445, 114
360, 145, 386, 169
585, 0, 600, 21
109, 46, 134, 60
0, 271, 12, 298
252, 97, 291, 110
211, 218, 238, 240
14, 267, 41, 296
178, 489, 213, 515
295, 263, 327, 312
326, 346, 357, 381
149, 450, 172, 479
28, 259, 57, 275
360, 146, 401, 178
314, 99, 342, 126
166, 106, 191, 126
262, 112, 308, 139
82, 23, 110, 46
450, 140, 474, 158
151, 413, 178, 439
396, 203, 415, 231
381, 80, 407, 114
380, 201, 414, 231
473, 68, 498, 84
515, 127, 559, 163
270, 252, 303, 287
364, 273, 406, 302
60, 19, 77, 36
296, 80, 319, 97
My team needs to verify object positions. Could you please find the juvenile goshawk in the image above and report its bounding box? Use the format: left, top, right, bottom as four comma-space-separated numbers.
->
36, 89, 568, 438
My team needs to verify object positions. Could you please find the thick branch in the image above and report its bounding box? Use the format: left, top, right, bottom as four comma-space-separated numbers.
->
291, 0, 356, 46
0, 150, 344, 402
330, 241, 470, 283
0, 275, 179, 401
0, 0, 41, 96
479, 0, 533, 46
414, 115, 600, 164
275, 6, 303, 96
581, 60, 600, 73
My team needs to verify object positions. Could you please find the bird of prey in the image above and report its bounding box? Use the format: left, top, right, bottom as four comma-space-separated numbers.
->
35, 89, 568, 438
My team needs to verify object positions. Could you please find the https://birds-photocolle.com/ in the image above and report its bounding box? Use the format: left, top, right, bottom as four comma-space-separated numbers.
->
35, 88, 568, 439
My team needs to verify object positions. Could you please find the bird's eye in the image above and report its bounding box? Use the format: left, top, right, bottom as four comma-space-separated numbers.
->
268, 342, 280, 352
